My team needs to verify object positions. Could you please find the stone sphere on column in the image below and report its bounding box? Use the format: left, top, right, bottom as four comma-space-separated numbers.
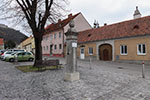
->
69, 20, 75, 28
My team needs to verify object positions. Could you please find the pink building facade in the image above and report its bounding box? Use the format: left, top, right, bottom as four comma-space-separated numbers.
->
42, 13, 92, 57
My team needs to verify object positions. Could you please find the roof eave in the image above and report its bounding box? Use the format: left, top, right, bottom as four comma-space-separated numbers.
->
78, 34, 150, 44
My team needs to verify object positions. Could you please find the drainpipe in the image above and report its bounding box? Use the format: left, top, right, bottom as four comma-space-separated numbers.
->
62, 28, 65, 57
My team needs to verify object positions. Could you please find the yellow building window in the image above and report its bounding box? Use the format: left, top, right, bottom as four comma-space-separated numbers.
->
120, 45, 127, 55
88, 47, 93, 55
137, 44, 146, 55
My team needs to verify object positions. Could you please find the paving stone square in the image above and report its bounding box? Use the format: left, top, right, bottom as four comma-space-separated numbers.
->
0, 58, 150, 100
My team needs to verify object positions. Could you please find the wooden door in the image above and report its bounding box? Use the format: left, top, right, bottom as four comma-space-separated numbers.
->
103, 49, 109, 61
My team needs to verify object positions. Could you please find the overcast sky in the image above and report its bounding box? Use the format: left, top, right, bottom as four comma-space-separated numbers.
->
69, 0, 150, 27
0, 0, 150, 36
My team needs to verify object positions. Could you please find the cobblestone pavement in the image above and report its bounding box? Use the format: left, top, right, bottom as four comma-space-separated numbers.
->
0, 58, 150, 100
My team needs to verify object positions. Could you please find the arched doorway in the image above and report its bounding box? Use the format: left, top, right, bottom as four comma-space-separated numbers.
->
99, 44, 112, 61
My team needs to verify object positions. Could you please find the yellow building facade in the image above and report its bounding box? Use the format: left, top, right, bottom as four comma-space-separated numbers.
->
77, 36, 150, 62
18, 36, 35, 53
115, 36, 150, 61
77, 43, 97, 60
77, 9, 150, 62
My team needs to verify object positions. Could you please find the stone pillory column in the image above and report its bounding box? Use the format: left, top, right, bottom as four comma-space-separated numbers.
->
64, 19, 80, 81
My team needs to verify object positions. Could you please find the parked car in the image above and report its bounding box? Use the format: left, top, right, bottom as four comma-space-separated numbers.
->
8, 49, 25, 52
0, 50, 6, 58
5, 51, 34, 62
1, 51, 14, 61
0, 49, 6, 55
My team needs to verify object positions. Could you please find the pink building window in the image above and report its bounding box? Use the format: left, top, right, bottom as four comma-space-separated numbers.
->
59, 32, 61, 38
59, 44, 62, 49
50, 34, 53, 40
46, 46, 48, 50
54, 45, 57, 50
54, 33, 56, 39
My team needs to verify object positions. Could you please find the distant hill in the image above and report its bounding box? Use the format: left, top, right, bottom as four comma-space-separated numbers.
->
0, 25, 28, 45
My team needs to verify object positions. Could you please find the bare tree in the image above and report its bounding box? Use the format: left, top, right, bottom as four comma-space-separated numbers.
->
0, 0, 68, 66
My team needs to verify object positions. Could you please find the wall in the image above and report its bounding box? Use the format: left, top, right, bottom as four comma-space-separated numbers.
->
42, 29, 64, 56
31, 38, 35, 54
42, 13, 92, 56
64, 13, 92, 33
18, 36, 34, 52
77, 42, 97, 59
22, 36, 32, 46
115, 36, 150, 61
42, 33, 51, 55
24, 43, 32, 52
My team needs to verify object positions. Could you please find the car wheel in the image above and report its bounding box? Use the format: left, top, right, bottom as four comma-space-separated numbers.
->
28, 58, 33, 61
9, 58, 14, 62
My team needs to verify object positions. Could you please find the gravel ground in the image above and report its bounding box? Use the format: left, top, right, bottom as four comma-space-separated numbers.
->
0, 58, 150, 100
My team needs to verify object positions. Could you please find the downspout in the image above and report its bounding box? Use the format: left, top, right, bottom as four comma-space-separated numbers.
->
62, 28, 65, 57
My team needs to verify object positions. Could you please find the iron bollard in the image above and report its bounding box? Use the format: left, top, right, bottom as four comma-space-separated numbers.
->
142, 61, 145, 78
89, 57, 92, 69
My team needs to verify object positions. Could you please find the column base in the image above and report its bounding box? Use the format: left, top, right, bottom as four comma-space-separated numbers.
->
64, 72, 80, 81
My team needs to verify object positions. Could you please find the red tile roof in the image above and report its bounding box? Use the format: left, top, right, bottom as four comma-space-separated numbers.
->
45, 13, 80, 34
0, 38, 3, 45
78, 16, 150, 43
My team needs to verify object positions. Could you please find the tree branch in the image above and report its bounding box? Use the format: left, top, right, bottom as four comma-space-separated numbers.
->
16, 0, 31, 22
40, 0, 53, 33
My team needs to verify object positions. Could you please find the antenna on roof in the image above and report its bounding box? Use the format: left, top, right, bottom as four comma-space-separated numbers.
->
94, 20, 96, 28
93, 20, 99, 28
97, 21, 99, 28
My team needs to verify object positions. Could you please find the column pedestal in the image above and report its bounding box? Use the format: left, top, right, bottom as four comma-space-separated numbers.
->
64, 72, 80, 81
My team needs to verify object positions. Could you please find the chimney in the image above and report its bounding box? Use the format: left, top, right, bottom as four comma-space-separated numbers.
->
133, 6, 141, 19
68, 13, 72, 18
104, 23, 107, 26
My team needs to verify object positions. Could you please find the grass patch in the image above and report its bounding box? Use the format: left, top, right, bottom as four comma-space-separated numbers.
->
16, 65, 61, 72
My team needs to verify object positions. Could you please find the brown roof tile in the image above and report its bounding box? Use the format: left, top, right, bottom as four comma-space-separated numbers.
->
45, 13, 80, 34
78, 16, 150, 43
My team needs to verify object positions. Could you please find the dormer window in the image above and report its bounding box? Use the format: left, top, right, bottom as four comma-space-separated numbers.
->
133, 25, 139, 29
88, 34, 91, 37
